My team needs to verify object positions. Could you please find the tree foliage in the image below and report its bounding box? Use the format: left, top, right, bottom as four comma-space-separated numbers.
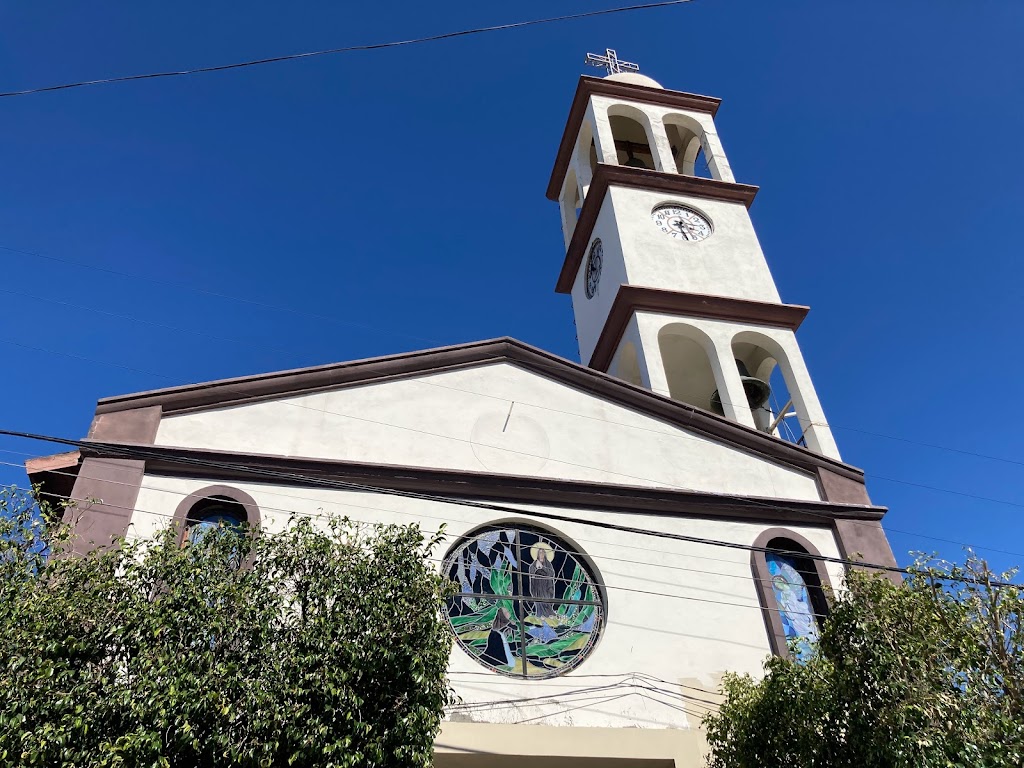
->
704, 557, 1024, 768
0, 486, 454, 768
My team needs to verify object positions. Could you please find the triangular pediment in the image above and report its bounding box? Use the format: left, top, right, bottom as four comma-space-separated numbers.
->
93, 339, 865, 503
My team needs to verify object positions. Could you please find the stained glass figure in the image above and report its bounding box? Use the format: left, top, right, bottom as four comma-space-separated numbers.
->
187, 510, 244, 545
443, 524, 604, 678
766, 552, 819, 661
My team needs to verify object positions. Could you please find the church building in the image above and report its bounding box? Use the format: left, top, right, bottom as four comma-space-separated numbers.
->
27, 53, 898, 766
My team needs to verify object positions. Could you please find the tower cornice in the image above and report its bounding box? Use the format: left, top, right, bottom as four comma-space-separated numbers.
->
547, 76, 722, 200
554, 164, 760, 294
588, 285, 810, 372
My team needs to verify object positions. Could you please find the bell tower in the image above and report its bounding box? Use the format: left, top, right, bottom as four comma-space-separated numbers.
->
548, 52, 840, 459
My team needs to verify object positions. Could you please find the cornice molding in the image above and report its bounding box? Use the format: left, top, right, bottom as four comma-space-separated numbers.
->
589, 285, 810, 372
90, 336, 866, 483
554, 164, 760, 294
547, 76, 722, 200
79, 440, 887, 525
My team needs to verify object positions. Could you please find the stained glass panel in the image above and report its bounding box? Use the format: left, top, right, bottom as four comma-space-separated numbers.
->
443, 525, 604, 678
766, 552, 819, 661
187, 511, 245, 545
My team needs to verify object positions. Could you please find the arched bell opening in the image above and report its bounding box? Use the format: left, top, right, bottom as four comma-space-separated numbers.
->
559, 168, 582, 241
731, 333, 808, 447
615, 341, 644, 387
607, 107, 656, 170
664, 114, 714, 179
657, 324, 718, 411
575, 119, 599, 184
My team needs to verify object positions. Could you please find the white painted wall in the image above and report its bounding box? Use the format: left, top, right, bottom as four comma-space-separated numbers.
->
570, 201, 627, 365
155, 362, 822, 501
126, 473, 847, 730
609, 317, 649, 388
611, 186, 781, 304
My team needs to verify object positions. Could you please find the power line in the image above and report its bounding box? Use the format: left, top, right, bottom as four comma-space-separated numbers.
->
0, 477, 827, 617
0, 448, 791, 570
0, 1, 698, 99
6, 328, 1024, 561
0, 279, 1019, 554
4, 425, 1017, 586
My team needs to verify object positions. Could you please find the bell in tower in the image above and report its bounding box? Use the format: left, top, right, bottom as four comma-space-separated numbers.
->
709, 359, 771, 421
547, 48, 844, 459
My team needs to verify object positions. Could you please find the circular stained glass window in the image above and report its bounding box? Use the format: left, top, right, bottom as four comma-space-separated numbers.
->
443, 524, 604, 678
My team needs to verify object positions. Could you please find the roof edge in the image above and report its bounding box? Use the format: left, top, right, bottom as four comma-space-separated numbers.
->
88, 335, 867, 482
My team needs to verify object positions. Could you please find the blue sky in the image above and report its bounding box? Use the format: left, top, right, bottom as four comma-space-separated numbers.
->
1, 1, 1022, 574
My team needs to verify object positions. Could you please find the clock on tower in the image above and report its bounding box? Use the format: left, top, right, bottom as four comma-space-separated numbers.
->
549, 52, 840, 459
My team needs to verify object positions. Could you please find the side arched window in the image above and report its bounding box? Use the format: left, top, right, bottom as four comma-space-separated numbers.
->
172, 485, 260, 546
751, 529, 831, 660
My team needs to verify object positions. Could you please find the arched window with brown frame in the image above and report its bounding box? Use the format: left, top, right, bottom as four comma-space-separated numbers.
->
750, 528, 832, 661
172, 485, 261, 546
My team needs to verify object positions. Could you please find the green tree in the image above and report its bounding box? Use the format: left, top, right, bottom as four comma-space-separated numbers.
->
704, 557, 1024, 768
0, 486, 454, 768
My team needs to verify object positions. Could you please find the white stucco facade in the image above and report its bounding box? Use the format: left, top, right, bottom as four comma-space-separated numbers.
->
125, 471, 847, 731
154, 362, 822, 501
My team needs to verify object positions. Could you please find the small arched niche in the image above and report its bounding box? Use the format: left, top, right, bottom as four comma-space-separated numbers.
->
731, 331, 806, 445
663, 113, 713, 179
607, 105, 656, 170
658, 324, 718, 410
615, 341, 644, 387
575, 120, 599, 182
559, 168, 582, 240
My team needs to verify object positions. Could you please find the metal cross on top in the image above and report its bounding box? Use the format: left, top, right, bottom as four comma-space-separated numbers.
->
585, 48, 640, 76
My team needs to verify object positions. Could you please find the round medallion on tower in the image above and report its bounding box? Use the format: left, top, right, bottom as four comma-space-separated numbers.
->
652, 204, 713, 242
585, 239, 603, 299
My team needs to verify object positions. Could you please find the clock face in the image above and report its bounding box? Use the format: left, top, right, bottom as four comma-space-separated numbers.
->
652, 205, 713, 242
585, 239, 603, 299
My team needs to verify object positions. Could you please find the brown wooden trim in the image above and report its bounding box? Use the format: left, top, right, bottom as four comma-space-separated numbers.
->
171, 484, 262, 544
78, 440, 887, 526
832, 518, 901, 584
87, 405, 161, 443
555, 164, 760, 294
817, 467, 872, 505
63, 458, 145, 554
750, 528, 834, 660
546, 76, 722, 201
95, 339, 519, 416
90, 337, 869, 483
25, 450, 81, 476
26, 451, 82, 512
589, 285, 810, 372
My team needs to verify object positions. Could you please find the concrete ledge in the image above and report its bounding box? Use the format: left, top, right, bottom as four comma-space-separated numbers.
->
435, 722, 707, 767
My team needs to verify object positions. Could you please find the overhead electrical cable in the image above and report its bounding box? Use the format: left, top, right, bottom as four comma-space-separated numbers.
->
0, 0, 698, 98
3, 426, 1019, 587
0, 478, 829, 618
5, 329, 1024, 564
0, 446, 819, 571
0, 464, 834, 591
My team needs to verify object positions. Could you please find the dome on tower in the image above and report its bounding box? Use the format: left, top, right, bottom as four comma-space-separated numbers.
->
605, 71, 663, 89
